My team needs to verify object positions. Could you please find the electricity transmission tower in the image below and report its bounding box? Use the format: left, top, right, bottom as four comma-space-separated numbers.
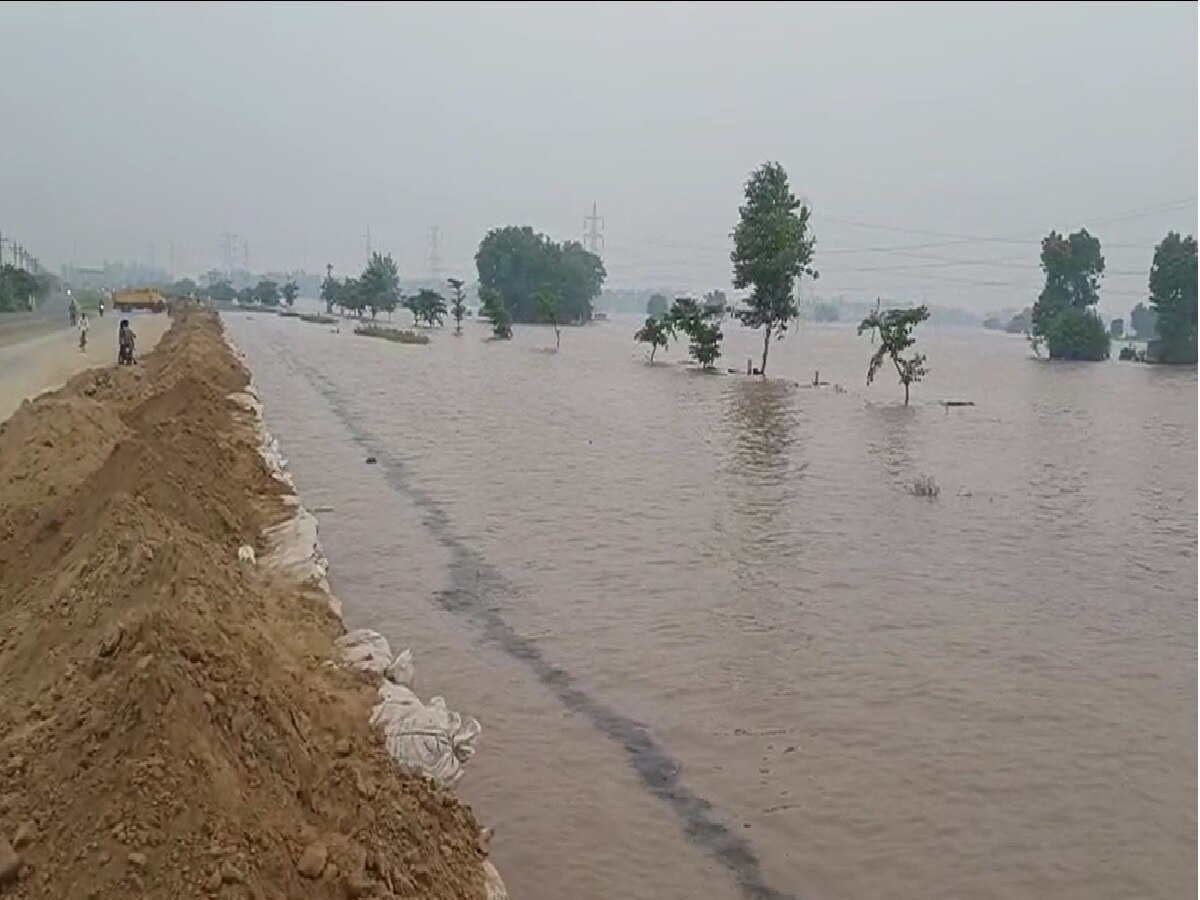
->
583, 202, 604, 258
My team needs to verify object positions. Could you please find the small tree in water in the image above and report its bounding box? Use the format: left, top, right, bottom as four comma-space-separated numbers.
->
633, 316, 670, 363
479, 286, 512, 339
668, 297, 723, 370
536, 285, 563, 350
447, 277, 467, 334
857, 304, 930, 405
405, 288, 447, 327
281, 280, 299, 307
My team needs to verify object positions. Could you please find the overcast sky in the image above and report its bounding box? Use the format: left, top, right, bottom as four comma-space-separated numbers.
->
0, 1, 1194, 314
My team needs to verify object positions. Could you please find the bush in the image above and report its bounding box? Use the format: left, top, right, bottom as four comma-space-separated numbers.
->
299, 313, 338, 325
354, 324, 430, 345
1043, 308, 1110, 360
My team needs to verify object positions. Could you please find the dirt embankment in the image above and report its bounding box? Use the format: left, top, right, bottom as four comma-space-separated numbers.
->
0, 309, 487, 899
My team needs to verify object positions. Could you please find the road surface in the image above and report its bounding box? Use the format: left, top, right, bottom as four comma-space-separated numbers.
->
0, 313, 170, 421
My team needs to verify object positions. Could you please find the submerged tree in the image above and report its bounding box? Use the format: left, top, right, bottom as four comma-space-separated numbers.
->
405, 288, 448, 327
1030, 229, 1108, 360
1147, 231, 1198, 364
633, 316, 670, 363
253, 279, 280, 306
447, 277, 467, 334
479, 285, 512, 339
646, 292, 670, 319
857, 304, 930, 405
359, 252, 400, 320
1129, 301, 1157, 339
281, 280, 299, 307
321, 264, 339, 314
536, 285, 563, 350
668, 297, 723, 370
731, 161, 817, 376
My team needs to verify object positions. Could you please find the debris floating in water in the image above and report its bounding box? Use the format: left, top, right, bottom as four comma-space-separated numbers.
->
365, 456, 377, 464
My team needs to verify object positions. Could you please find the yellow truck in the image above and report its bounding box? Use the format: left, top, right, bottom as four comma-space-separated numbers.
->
111, 288, 167, 314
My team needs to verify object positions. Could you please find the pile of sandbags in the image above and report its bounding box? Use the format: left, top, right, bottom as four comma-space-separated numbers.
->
336, 629, 482, 787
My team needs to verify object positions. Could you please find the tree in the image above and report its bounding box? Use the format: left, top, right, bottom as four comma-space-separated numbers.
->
320, 270, 339, 314
1005, 307, 1032, 334
857, 304, 930, 405
1030, 229, 1107, 360
1147, 231, 1198, 363
731, 161, 817, 376
536, 285, 562, 350
281, 280, 299, 308
447, 277, 467, 334
1129, 301, 1158, 339
253, 279, 280, 306
634, 316, 670, 363
405, 288, 448, 327
479, 285, 512, 339
812, 300, 840, 323
1109, 318, 1124, 339
668, 297, 723, 370
340, 277, 365, 317
646, 293, 670, 319
703, 289, 727, 316
475, 225, 605, 323
359, 252, 400, 320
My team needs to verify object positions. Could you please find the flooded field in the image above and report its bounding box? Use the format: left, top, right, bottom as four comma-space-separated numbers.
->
226, 312, 1196, 900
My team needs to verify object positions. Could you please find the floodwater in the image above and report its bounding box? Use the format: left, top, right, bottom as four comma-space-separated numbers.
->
225, 312, 1196, 900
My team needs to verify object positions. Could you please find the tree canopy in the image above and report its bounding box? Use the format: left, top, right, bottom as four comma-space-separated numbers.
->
634, 316, 670, 363
668, 297, 723, 369
478, 285, 512, 339
536, 285, 562, 350
447, 278, 467, 333
405, 288, 448, 327
1129, 301, 1157, 339
281, 280, 299, 307
1030, 229, 1109, 360
0, 265, 45, 312
253, 279, 280, 306
731, 161, 816, 376
1147, 231, 1197, 364
646, 293, 669, 319
359, 252, 401, 319
475, 225, 605, 324
857, 304, 930, 405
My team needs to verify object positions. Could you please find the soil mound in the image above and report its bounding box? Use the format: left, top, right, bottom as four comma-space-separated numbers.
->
0, 309, 487, 899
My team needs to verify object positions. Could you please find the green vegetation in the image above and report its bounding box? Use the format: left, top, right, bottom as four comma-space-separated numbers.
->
254, 279, 280, 306
281, 280, 299, 307
299, 313, 337, 325
359, 253, 401, 319
1147, 231, 1197, 364
475, 225, 605, 324
1030, 229, 1109, 360
633, 316, 670, 363
405, 288, 448, 327
536, 285, 562, 350
646, 293, 669, 318
447, 278, 467, 333
321, 269, 339, 314
1005, 307, 1032, 334
1109, 318, 1124, 339
731, 161, 817, 376
1129, 302, 1157, 339
0, 265, 53, 312
857, 304, 930, 405
354, 324, 430, 345
478, 286, 512, 339
667, 297, 723, 370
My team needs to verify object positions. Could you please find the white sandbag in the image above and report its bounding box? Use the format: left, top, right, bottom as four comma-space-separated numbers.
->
227, 391, 263, 417
483, 861, 508, 900
237, 544, 256, 565
335, 629, 393, 674
370, 688, 481, 786
384, 647, 415, 688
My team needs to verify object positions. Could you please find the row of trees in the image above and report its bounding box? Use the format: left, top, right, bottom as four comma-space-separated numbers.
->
202, 277, 299, 308
320, 256, 471, 333
1029, 229, 1196, 363
0, 265, 54, 312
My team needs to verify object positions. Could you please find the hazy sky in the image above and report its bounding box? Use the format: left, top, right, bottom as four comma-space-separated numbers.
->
0, 1, 1195, 315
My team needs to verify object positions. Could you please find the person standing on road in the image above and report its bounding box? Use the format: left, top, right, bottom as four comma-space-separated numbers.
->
77, 312, 89, 351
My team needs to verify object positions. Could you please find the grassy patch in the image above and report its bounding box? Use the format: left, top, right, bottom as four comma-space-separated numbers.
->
354, 324, 430, 345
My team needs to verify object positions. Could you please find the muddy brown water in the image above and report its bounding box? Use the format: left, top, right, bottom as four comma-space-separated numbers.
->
225, 313, 1196, 900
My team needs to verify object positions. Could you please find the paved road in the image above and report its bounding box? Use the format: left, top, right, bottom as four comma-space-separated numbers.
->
0, 313, 170, 421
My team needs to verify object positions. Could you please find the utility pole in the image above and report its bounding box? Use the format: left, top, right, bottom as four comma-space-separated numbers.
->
583, 201, 605, 258
428, 225, 442, 278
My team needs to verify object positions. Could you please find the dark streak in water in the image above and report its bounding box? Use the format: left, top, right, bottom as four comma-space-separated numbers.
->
280, 350, 795, 900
